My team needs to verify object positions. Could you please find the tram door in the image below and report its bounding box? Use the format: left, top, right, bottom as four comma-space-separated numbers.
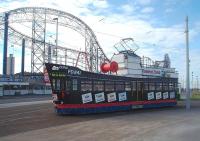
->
62, 77, 71, 103
136, 81, 143, 101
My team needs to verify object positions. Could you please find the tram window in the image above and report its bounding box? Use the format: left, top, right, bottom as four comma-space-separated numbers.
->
52, 79, 56, 90
116, 81, 124, 91
105, 81, 114, 91
137, 82, 141, 91
132, 81, 136, 91
144, 82, 149, 91
61, 80, 65, 90
56, 79, 60, 90
66, 80, 71, 91
125, 82, 131, 91
81, 80, 92, 92
169, 83, 174, 91
156, 83, 162, 91
72, 79, 78, 91
149, 83, 155, 91
163, 83, 168, 91
175, 83, 178, 90
93, 81, 104, 91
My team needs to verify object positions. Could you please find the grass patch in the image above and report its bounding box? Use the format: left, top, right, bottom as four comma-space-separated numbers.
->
191, 91, 200, 100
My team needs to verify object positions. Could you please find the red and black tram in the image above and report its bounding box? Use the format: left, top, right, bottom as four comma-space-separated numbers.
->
45, 63, 178, 115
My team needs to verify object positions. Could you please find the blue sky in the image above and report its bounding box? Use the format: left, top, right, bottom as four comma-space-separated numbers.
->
0, 0, 200, 87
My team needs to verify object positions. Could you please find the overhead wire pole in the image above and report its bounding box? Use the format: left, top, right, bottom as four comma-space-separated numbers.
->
3, 12, 9, 78
185, 16, 190, 111
53, 18, 58, 64
196, 76, 199, 91
192, 72, 193, 93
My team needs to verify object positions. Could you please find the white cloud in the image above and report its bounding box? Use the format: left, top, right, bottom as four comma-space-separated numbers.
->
92, 0, 108, 9
121, 4, 135, 13
141, 7, 154, 13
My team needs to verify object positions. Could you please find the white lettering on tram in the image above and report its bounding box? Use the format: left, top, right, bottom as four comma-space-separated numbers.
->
82, 93, 93, 104
95, 92, 105, 103
147, 92, 154, 100
163, 92, 169, 99
52, 66, 59, 70
118, 92, 127, 101
68, 69, 81, 75
107, 92, 116, 102
156, 92, 162, 100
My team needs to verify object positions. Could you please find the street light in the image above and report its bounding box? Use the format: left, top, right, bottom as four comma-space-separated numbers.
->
53, 17, 58, 64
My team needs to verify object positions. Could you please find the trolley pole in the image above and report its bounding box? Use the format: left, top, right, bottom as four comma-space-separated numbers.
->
185, 16, 190, 111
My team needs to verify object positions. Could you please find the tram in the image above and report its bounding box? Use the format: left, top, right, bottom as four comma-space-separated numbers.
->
45, 48, 178, 115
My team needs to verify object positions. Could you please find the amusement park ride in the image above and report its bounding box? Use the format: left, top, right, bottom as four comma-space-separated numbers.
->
0, 7, 109, 75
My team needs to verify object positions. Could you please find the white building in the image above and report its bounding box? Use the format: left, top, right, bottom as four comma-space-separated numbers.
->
6, 54, 15, 75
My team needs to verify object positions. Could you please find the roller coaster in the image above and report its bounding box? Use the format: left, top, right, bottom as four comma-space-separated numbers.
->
0, 7, 110, 76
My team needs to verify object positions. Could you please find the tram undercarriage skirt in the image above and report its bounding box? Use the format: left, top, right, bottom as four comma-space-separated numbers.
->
56, 102, 177, 115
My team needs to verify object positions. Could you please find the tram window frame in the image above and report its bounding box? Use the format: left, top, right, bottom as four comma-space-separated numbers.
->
137, 81, 142, 91
149, 82, 155, 91
156, 82, 162, 91
105, 81, 114, 91
81, 79, 92, 92
52, 79, 56, 90
72, 79, 78, 91
115, 81, 125, 91
144, 82, 149, 91
93, 80, 104, 91
60, 79, 65, 91
163, 83, 169, 91
169, 83, 174, 91
174, 83, 178, 90
66, 80, 71, 91
132, 81, 136, 91
125, 82, 131, 91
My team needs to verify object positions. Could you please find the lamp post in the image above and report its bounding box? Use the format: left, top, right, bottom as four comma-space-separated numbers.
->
53, 18, 58, 64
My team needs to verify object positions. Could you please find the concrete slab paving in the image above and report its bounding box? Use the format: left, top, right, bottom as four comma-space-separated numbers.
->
0, 100, 51, 108
1, 105, 200, 141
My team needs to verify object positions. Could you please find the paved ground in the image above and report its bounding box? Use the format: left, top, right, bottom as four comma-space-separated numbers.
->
0, 97, 200, 141
0, 95, 51, 104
